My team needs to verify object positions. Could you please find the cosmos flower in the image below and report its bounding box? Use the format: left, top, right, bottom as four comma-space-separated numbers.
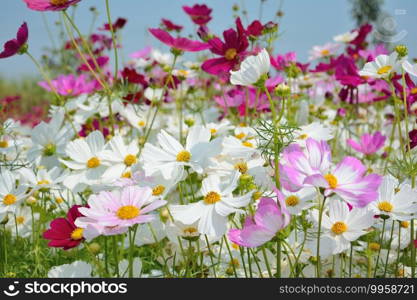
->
148, 28, 210, 52
23, 0, 81, 11
161, 19, 183, 32
0, 22, 28, 59
39, 74, 96, 96
333, 31, 359, 43
309, 43, 340, 60
347, 131, 386, 155
358, 52, 400, 79
182, 4, 212, 26
48, 261, 92, 278
230, 49, 270, 86
100, 18, 127, 32
403, 60, 417, 78
43, 205, 86, 250
228, 193, 290, 248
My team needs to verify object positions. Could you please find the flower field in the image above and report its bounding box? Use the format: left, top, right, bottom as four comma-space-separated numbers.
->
1, 0, 417, 279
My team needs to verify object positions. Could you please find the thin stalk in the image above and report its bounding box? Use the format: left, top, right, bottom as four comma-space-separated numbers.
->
105, 0, 119, 80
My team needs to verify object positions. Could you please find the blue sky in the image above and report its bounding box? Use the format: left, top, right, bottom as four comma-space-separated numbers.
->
0, 0, 416, 78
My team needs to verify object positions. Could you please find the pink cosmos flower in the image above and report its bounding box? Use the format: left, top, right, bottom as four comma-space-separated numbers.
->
23, 0, 81, 11
0, 22, 28, 59
280, 138, 382, 207
161, 19, 183, 32
228, 191, 290, 248
77, 56, 109, 72
347, 131, 386, 155
182, 4, 212, 26
76, 186, 166, 238
148, 28, 210, 52
39, 74, 96, 96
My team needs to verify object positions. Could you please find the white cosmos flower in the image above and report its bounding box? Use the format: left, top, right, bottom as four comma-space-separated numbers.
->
294, 122, 333, 147
119, 104, 147, 131
60, 131, 109, 192
48, 261, 92, 278
0, 170, 28, 218
6, 205, 39, 238
333, 31, 359, 43
359, 52, 400, 79
309, 43, 340, 60
312, 199, 374, 254
141, 125, 222, 182
402, 60, 417, 77
144, 87, 164, 103
369, 175, 417, 221
118, 258, 142, 278
282, 187, 316, 215
18, 167, 67, 191
170, 171, 252, 237
230, 48, 270, 86
101, 135, 139, 181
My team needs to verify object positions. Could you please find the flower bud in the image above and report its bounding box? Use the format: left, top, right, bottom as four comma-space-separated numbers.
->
394, 45, 408, 58
274, 83, 291, 97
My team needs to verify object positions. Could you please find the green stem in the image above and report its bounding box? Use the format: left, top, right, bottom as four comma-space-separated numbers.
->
105, 0, 119, 80
316, 195, 327, 278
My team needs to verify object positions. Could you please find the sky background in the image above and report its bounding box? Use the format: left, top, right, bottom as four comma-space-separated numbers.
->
0, 0, 416, 78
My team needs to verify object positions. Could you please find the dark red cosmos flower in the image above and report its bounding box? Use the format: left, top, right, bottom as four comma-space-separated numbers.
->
43, 205, 85, 250
77, 56, 109, 72
237, 19, 264, 38
100, 18, 127, 32
161, 19, 183, 32
201, 18, 248, 78
182, 4, 212, 26
121, 67, 148, 85
409, 129, 417, 150
0, 22, 28, 59
335, 55, 364, 87
148, 28, 210, 52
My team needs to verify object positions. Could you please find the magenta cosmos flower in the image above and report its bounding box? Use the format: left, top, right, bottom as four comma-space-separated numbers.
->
228, 191, 290, 248
39, 74, 96, 96
347, 131, 386, 155
43, 205, 85, 250
182, 4, 212, 26
280, 138, 382, 208
23, 0, 81, 11
77, 186, 167, 231
0, 22, 28, 59
149, 28, 209, 53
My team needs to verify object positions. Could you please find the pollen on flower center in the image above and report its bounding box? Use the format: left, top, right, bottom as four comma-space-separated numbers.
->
242, 141, 254, 148
138, 120, 146, 127
16, 216, 25, 225
0, 140, 8, 148
210, 128, 217, 135
124, 154, 137, 166
331, 221, 348, 235
3, 194, 17, 206
285, 195, 300, 207
235, 133, 246, 139
87, 157, 100, 168
321, 49, 330, 56
225, 48, 237, 60
401, 221, 409, 228
121, 171, 132, 178
70, 228, 84, 240
176, 150, 191, 162
377, 65, 392, 75
183, 227, 198, 235
204, 191, 221, 204
378, 201, 393, 213
298, 134, 308, 140
324, 174, 338, 189
234, 162, 248, 174
43, 143, 56, 156
37, 180, 50, 185
411, 87, 417, 95
50, 0, 69, 6
152, 184, 166, 196
117, 205, 140, 220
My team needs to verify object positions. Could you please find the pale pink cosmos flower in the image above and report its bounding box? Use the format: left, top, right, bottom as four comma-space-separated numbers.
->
76, 186, 166, 240
347, 131, 386, 155
39, 74, 96, 96
228, 189, 290, 248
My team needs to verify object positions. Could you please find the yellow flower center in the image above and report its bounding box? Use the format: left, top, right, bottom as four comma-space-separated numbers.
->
177, 69, 189, 77
204, 191, 221, 205
43, 143, 56, 156
331, 221, 348, 235
235, 132, 246, 140
50, 0, 69, 6
86, 157, 100, 168
321, 49, 330, 56
369, 242, 380, 251
285, 195, 300, 207
124, 154, 137, 166
377, 65, 392, 75
324, 174, 338, 189
152, 184, 166, 196
37, 180, 50, 185
70, 228, 84, 240
298, 133, 308, 140
378, 201, 393, 213
116, 205, 140, 220
55, 197, 64, 204
411, 87, 417, 95
242, 141, 254, 148
138, 120, 146, 127
229, 258, 240, 267
225, 48, 237, 60
231, 243, 239, 250
121, 171, 132, 178
210, 128, 217, 135
3, 194, 17, 206
400, 221, 409, 228
0, 140, 8, 148
176, 150, 191, 162
234, 162, 248, 174
183, 227, 198, 235
16, 216, 25, 225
